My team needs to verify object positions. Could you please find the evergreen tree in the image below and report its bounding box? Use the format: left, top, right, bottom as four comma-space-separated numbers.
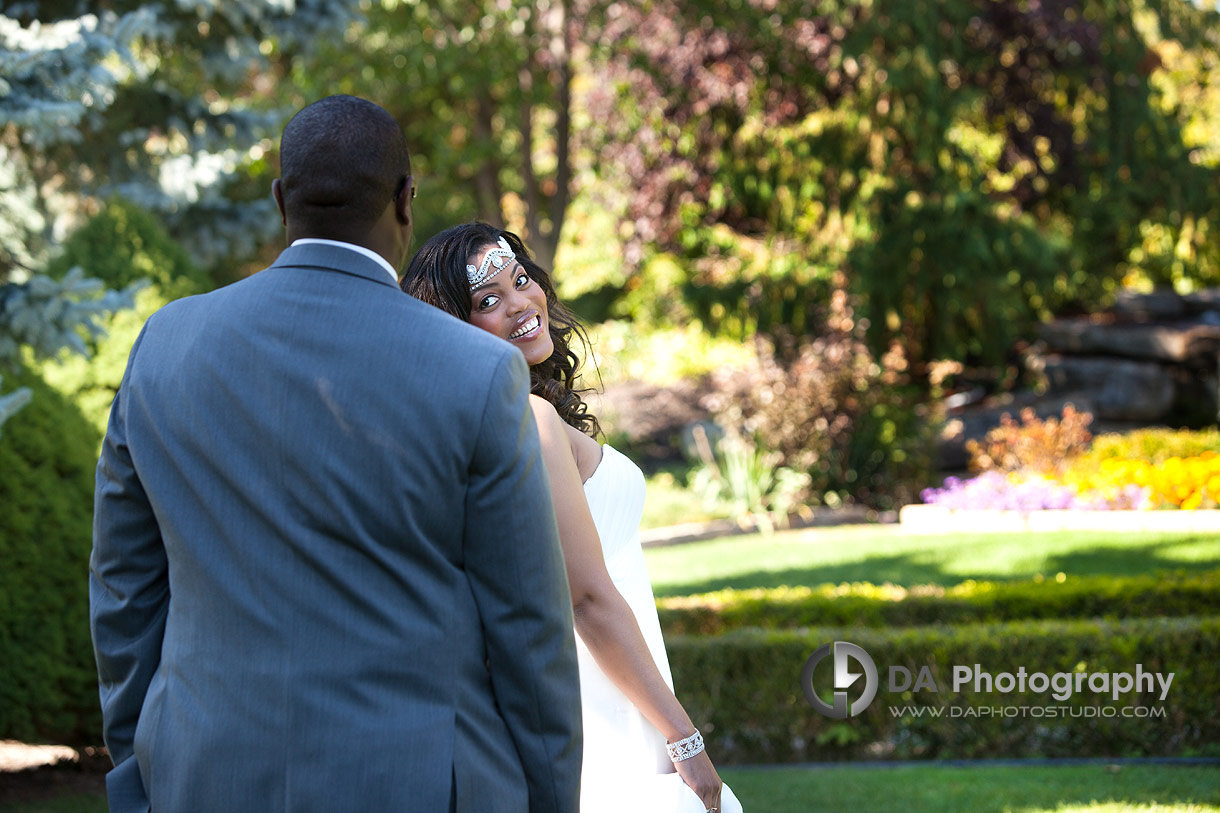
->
0, 1, 362, 429
0, 374, 30, 435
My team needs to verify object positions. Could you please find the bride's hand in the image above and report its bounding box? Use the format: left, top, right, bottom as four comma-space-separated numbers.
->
674, 750, 723, 811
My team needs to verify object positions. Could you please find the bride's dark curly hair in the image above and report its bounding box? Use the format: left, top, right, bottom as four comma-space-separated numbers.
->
401, 222, 601, 437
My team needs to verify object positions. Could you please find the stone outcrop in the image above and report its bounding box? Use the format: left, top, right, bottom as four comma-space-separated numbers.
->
1035, 319, 1220, 364
1030, 290, 1220, 423
939, 289, 1220, 470
1031, 356, 1176, 422
592, 292, 1220, 474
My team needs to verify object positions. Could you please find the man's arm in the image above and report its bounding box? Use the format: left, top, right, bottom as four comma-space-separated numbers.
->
463, 350, 582, 812
89, 327, 167, 811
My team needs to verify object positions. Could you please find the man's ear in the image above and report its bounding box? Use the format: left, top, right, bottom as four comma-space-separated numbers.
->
271, 179, 287, 227
394, 185, 412, 227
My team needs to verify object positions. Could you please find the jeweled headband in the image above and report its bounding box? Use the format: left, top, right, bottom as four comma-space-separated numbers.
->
467, 236, 516, 290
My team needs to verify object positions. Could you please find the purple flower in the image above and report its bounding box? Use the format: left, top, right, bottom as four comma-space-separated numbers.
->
920, 472, 1151, 511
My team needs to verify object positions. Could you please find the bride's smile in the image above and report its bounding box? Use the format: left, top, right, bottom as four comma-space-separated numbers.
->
510, 313, 542, 340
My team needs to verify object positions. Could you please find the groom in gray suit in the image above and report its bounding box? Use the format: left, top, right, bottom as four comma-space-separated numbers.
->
90, 95, 582, 812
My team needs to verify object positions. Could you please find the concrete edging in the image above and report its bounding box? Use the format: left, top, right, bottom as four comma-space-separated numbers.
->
898, 504, 1220, 533
640, 506, 878, 547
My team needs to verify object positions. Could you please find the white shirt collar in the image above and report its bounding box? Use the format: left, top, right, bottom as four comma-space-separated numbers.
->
290, 238, 399, 284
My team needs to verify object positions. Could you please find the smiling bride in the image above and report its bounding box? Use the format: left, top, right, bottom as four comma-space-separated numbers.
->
402, 223, 742, 813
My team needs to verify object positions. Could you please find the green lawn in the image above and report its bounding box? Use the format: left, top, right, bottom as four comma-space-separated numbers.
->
4, 763, 1216, 813
721, 763, 1220, 813
0, 795, 104, 813
643, 525, 1220, 597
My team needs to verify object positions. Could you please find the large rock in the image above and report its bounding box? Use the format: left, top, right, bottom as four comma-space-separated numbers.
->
1112, 289, 1187, 319
1034, 355, 1176, 421
1037, 317, 1220, 363
933, 288, 1220, 474
1111, 288, 1220, 319
1182, 289, 1220, 315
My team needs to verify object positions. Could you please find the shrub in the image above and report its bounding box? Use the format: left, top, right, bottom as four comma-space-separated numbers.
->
585, 319, 755, 387
688, 426, 811, 534
966, 404, 1094, 475
657, 570, 1220, 636
669, 616, 1220, 764
38, 199, 208, 433
702, 281, 935, 510
1083, 427, 1220, 465
44, 198, 209, 296
0, 365, 102, 744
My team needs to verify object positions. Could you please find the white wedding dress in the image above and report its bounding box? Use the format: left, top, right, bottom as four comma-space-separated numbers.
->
576, 444, 743, 813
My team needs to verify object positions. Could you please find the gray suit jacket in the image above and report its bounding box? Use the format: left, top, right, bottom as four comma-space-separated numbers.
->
89, 243, 582, 812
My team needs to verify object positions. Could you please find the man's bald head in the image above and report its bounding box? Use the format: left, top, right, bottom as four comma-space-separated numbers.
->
276, 95, 411, 242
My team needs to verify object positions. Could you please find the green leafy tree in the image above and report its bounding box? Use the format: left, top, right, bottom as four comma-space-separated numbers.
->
589, 0, 1220, 371
291, 0, 590, 270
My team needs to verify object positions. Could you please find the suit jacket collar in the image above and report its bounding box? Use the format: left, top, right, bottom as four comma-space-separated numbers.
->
269, 242, 400, 289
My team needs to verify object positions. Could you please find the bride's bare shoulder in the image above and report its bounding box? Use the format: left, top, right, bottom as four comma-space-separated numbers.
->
527, 395, 602, 480
562, 419, 602, 482
527, 393, 561, 426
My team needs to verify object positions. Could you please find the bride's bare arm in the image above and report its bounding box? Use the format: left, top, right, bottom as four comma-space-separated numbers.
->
527, 396, 725, 809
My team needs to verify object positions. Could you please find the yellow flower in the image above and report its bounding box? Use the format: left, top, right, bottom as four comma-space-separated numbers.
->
1051, 450, 1220, 510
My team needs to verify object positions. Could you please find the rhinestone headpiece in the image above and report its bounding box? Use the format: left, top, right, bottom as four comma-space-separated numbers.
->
467, 236, 516, 290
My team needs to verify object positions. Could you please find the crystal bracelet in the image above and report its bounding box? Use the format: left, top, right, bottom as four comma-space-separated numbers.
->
666, 728, 705, 762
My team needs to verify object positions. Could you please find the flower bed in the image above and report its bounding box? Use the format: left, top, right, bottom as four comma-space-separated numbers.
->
919, 470, 1149, 511
906, 417, 1220, 528
1064, 453, 1220, 510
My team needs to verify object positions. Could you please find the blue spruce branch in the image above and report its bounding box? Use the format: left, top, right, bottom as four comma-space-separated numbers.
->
0, 373, 33, 435
0, 267, 145, 363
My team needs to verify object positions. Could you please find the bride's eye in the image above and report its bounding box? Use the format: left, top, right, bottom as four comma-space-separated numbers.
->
515, 272, 530, 288
477, 294, 500, 311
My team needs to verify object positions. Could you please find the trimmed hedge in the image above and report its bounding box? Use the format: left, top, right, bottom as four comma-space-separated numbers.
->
0, 366, 102, 744
658, 570, 1220, 636
670, 616, 1220, 764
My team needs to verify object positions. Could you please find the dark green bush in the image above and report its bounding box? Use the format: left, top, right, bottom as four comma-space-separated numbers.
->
658, 570, 1220, 636
39, 198, 209, 433
671, 616, 1220, 764
0, 365, 102, 744
45, 197, 209, 297
701, 285, 936, 510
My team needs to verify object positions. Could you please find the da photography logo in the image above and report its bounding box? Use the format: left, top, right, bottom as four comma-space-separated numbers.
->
801, 641, 879, 719
800, 642, 1176, 720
